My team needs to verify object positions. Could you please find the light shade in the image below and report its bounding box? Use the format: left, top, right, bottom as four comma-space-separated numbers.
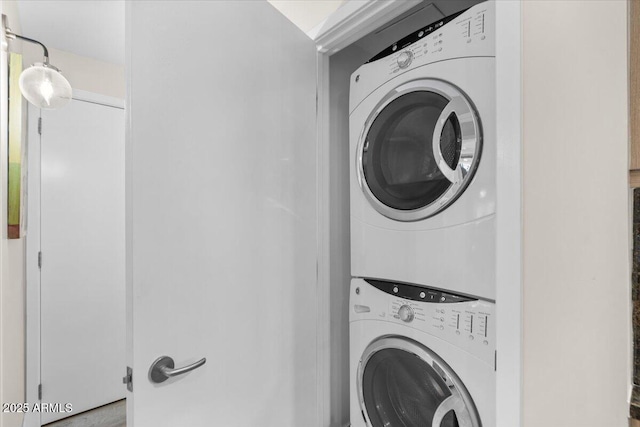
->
19, 63, 72, 109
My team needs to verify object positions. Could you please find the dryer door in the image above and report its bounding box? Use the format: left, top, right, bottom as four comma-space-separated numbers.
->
357, 79, 481, 221
357, 337, 481, 427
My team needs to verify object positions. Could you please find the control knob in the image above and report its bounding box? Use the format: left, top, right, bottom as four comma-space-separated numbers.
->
397, 51, 413, 69
398, 305, 414, 323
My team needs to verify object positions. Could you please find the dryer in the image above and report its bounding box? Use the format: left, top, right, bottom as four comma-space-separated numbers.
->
349, 1, 496, 300
350, 277, 495, 427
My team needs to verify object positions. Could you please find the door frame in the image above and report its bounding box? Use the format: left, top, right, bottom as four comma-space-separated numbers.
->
312, 1, 523, 427
23, 90, 124, 427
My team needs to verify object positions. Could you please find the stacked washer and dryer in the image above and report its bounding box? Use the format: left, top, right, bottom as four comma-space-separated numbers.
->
348, 2, 496, 426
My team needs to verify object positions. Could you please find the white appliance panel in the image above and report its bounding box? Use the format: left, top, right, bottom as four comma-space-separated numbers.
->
351, 215, 495, 301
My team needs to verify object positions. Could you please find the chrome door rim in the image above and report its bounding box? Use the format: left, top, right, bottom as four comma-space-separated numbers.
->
356, 78, 482, 222
356, 336, 481, 427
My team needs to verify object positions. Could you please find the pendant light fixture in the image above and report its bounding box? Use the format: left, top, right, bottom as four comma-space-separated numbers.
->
4, 24, 72, 109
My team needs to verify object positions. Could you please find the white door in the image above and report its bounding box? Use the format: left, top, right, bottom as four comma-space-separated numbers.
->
126, 2, 318, 426
40, 98, 125, 424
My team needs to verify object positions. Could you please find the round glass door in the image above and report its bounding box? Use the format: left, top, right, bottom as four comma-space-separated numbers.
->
357, 79, 481, 221
357, 337, 481, 427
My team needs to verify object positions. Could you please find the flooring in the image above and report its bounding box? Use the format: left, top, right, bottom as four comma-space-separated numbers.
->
43, 399, 125, 427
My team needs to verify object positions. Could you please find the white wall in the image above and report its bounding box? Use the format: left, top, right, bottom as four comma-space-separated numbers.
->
24, 47, 124, 99
3, 0, 124, 99
0, 3, 25, 427
522, 2, 629, 426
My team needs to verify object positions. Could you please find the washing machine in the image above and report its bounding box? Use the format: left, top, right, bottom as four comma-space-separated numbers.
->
350, 277, 495, 427
349, 2, 496, 300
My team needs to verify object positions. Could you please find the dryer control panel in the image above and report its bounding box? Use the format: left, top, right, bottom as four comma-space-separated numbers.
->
349, 1, 495, 113
351, 278, 495, 366
373, 2, 493, 76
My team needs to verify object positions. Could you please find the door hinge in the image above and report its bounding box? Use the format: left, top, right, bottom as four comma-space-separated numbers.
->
38, 384, 42, 400
38, 117, 42, 135
38, 251, 42, 269
122, 366, 133, 392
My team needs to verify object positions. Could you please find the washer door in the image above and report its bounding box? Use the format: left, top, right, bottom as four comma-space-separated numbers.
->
357, 79, 481, 221
357, 337, 481, 427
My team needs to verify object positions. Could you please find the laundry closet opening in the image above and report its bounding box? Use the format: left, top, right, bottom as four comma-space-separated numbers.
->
324, 0, 488, 424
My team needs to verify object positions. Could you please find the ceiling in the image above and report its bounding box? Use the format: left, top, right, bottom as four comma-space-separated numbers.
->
14, 0, 345, 67
16, 0, 125, 65
268, 0, 345, 33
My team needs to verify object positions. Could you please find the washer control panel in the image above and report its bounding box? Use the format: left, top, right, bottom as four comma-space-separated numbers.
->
397, 304, 415, 322
389, 295, 492, 344
352, 278, 495, 366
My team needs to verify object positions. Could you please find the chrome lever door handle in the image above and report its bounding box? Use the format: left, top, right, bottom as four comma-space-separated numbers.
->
148, 355, 206, 383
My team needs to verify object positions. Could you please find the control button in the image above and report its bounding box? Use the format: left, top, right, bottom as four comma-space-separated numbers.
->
440, 296, 446, 302
438, 47, 443, 52
467, 39, 472, 44
396, 51, 413, 69
455, 330, 460, 335
439, 325, 444, 330
398, 305, 415, 323
392, 44, 398, 51
481, 35, 486, 40
418, 31, 424, 37
468, 335, 474, 341
419, 292, 426, 299
393, 286, 398, 293
440, 317, 444, 322
483, 340, 489, 346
